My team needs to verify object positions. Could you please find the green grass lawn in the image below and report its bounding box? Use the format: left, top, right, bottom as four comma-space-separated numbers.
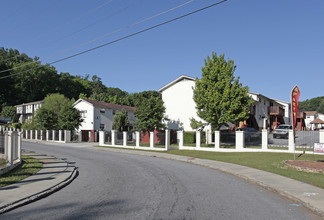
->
0, 155, 43, 188
0, 158, 6, 167
167, 150, 324, 189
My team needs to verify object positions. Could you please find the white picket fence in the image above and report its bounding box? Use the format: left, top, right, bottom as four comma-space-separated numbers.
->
0, 130, 22, 175
98, 129, 324, 154
22, 129, 72, 143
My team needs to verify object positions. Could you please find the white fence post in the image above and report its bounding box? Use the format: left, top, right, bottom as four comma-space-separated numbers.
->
150, 131, 155, 148
262, 129, 268, 150
25, 130, 29, 139
288, 130, 294, 152
236, 131, 244, 150
165, 129, 170, 150
46, 130, 49, 141
136, 131, 140, 147
111, 130, 116, 145
17, 131, 22, 161
196, 131, 201, 148
35, 130, 38, 140
123, 131, 127, 146
320, 130, 324, 143
59, 130, 63, 142
7, 131, 13, 165
64, 130, 71, 143
52, 130, 56, 141
30, 130, 34, 140
177, 130, 183, 148
99, 131, 104, 145
88, 131, 92, 142
215, 130, 220, 150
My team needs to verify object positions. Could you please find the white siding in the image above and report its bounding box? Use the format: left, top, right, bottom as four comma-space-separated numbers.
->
74, 101, 94, 131
161, 78, 202, 131
93, 108, 113, 131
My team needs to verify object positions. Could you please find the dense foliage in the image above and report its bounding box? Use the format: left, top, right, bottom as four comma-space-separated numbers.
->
298, 96, 324, 114
193, 52, 254, 130
21, 93, 83, 130
0, 47, 165, 115
0, 47, 134, 111
0, 105, 16, 121
112, 109, 130, 132
134, 94, 167, 132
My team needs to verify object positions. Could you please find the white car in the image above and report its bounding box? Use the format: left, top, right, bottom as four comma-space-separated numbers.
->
273, 124, 292, 139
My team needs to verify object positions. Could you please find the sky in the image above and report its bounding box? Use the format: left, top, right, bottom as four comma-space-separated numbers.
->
1, 0, 323, 102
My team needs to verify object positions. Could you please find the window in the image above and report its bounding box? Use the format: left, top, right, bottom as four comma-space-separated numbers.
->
100, 124, 105, 130
80, 110, 87, 118
113, 110, 116, 115
100, 109, 105, 113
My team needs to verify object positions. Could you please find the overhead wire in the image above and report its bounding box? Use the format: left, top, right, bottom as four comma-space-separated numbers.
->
3, 0, 63, 36
46, 0, 140, 47
0, 0, 116, 62
0, 0, 228, 80
0, 0, 195, 75
0, 0, 32, 23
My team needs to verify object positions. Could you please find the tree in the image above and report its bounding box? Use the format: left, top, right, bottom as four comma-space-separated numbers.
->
189, 118, 206, 131
35, 107, 59, 130
41, 93, 71, 114
193, 52, 253, 130
58, 105, 83, 130
0, 105, 16, 121
112, 109, 130, 132
35, 93, 82, 130
134, 96, 166, 132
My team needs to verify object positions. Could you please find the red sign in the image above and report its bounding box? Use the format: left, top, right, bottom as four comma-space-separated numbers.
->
291, 85, 300, 129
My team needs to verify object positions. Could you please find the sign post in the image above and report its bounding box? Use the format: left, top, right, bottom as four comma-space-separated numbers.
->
291, 85, 300, 160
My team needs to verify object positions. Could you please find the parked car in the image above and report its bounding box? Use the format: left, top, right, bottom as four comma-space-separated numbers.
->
273, 124, 292, 139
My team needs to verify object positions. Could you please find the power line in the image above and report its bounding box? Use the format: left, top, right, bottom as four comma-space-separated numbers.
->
0, 0, 228, 80
0, 0, 195, 75
3, 0, 63, 36
45, 0, 140, 47
0, 0, 115, 62
0, 0, 32, 23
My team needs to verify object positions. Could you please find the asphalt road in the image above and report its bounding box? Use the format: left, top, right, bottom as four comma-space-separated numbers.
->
1, 142, 320, 220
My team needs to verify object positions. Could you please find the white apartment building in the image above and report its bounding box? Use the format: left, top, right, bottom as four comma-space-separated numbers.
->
158, 75, 290, 131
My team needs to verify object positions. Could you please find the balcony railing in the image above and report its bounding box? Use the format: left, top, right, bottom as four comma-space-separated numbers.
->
269, 106, 284, 116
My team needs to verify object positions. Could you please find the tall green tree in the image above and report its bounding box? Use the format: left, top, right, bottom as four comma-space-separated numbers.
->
193, 52, 253, 130
35, 93, 82, 130
58, 105, 83, 130
0, 105, 16, 121
134, 95, 166, 132
112, 109, 130, 132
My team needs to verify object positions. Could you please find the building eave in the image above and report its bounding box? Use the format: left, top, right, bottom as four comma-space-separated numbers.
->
157, 75, 195, 92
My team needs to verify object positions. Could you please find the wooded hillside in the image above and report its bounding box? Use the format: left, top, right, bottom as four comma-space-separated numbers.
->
0, 47, 160, 111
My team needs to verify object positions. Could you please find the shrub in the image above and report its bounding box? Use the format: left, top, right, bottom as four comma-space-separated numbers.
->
184, 131, 206, 144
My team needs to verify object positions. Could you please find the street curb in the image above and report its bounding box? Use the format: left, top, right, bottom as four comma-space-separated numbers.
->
91, 146, 324, 218
0, 156, 78, 214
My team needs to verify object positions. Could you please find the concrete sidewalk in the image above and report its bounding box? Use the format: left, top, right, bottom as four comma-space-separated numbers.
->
0, 151, 78, 214
91, 146, 324, 217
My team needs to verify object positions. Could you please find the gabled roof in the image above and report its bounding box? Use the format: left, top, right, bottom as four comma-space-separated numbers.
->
157, 75, 195, 92
270, 98, 290, 105
74, 98, 135, 112
158, 75, 289, 105
15, 100, 44, 107
310, 118, 324, 124
304, 111, 317, 115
